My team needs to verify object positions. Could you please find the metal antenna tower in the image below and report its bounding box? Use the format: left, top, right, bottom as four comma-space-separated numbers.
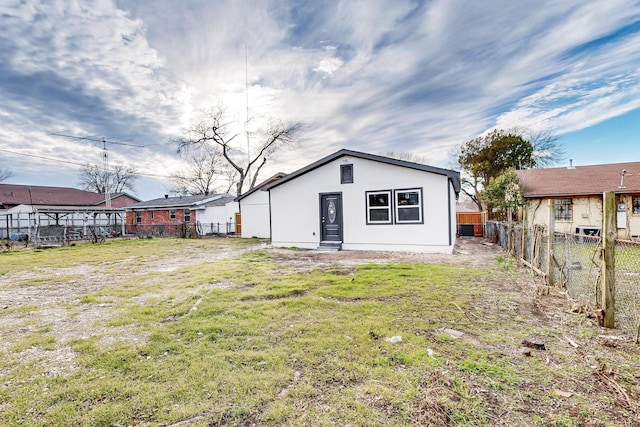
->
245, 42, 251, 186
101, 139, 112, 208
49, 133, 142, 207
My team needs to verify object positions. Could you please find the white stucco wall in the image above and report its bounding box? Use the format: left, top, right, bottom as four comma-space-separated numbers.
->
269, 156, 456, 253
525, 194, 640, 239
239, 190, 271, 238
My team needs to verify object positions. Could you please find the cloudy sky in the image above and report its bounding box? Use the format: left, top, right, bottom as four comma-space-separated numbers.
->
1, 0, 640, 199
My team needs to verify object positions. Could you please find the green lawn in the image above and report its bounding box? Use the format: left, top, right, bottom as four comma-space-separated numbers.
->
0, 238, 638, 426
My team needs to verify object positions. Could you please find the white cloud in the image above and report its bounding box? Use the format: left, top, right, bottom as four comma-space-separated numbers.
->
314, 57, 345, 76
3, 0, 640, 196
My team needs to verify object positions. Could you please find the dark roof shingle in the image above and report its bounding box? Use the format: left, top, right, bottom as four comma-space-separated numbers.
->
0, 184, 138, 208
516, 162, 640, 198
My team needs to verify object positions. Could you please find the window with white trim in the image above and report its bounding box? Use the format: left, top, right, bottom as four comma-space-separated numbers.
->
135, 212, 142, 224
183, 209, 191, 222
395, 188, 423, 223
150, 210, 154, 220
169, 209, 176, 219
366, 190, 392, 224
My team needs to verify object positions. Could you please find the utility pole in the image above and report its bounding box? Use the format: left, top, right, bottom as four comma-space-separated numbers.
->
102, 139, 112, 208
245, 42, 251, 188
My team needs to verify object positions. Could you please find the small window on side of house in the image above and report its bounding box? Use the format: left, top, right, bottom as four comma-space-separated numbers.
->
135, 212, 142, 224
340, 164, 354, 184
184, 209, 191, 222
366, 190, 392, 224
169, 209, 176, 219
554, 198, 572, 221
632, 196, 640, 215
395, 188, 423, 224
150, 210, 154, 220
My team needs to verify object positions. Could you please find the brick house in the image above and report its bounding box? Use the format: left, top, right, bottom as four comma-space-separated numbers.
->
515, 161, 640, 239
125, 193, 238, 236
0, 183, 140, 239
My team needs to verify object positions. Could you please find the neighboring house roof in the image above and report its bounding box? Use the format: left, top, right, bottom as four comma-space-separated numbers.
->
200, 195, 236, 208
235, 172, 287, 202
456, 199, 481, 212
516, 162, 640, 198
127, 193, 233, 210
0, 183, 139, 209
263, 149, 461, 194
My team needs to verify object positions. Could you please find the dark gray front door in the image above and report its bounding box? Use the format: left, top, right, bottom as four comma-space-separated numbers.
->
320, 193, 342, 242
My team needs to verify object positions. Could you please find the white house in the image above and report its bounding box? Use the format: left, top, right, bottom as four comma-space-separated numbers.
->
236, 172, 286, 238
262, 149, 460, 253
193, 194, 239, 234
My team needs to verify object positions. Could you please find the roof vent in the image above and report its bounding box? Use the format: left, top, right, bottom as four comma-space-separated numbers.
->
164, 194, 168, 199
618, 169, 627, 189
567, 159, 575, 170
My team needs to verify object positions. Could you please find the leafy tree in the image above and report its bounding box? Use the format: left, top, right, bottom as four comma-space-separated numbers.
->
173, 106, 301, 196
78, 164, 137, 194
0, 168, 13, 182
456, 128, 562, 211
483, 169, 525, 220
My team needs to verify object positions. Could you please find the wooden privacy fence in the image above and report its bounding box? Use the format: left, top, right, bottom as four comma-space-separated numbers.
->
456, 212, 486, 237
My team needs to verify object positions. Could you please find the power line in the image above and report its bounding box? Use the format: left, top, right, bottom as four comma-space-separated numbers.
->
48, 132, 160, 148
0, 147, 175, 179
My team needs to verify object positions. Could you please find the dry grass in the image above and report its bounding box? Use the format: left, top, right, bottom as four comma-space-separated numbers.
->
0, 237, 638, 426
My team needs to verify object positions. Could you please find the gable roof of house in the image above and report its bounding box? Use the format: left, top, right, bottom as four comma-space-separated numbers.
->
127, 193, 233, 210
235, 172, 287, 202
200, 194, 236, 208
263, 149, 461, 194
0, 183, 139, 209
515, 162, 640, 198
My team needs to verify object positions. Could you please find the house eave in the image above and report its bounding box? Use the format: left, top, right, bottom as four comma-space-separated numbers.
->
263, 149, 461, 195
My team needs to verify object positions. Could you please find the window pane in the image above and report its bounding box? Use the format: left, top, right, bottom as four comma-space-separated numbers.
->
633, 197, 640, 214
369, 193, 389, 207
397, 191, 419, 206
341, 164, 353, 184
398, 207, 420, 221
554, 198, 572, 220
369, 208, 390, 221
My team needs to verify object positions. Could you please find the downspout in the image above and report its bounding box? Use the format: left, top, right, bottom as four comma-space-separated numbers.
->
268, 190, 273, 241
448, 181, 453, 247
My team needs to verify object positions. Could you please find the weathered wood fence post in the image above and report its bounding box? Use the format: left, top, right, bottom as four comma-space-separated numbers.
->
601, 191, 616, 328
546, 199, 555, 286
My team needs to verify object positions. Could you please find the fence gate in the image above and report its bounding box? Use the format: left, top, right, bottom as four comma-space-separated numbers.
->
235, 212, 242, 235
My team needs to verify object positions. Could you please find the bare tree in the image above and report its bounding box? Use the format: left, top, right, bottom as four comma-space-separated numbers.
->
0, 168, 13, 182
78, 164, 138, 194
509, 127, 565, 167
168, 144, 236, 195
173, 106, 301, 196
381, 152, 430, 164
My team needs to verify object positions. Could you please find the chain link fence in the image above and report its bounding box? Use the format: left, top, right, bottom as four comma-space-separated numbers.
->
124, 222, 237, 238
486, 221, 640, 338
614, 239, 640, 336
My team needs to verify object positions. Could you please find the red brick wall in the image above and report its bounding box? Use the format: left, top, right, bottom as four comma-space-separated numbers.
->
125, 208, 196, 225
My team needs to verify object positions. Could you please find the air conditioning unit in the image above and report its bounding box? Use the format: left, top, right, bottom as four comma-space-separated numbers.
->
575, 226, 601, 243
